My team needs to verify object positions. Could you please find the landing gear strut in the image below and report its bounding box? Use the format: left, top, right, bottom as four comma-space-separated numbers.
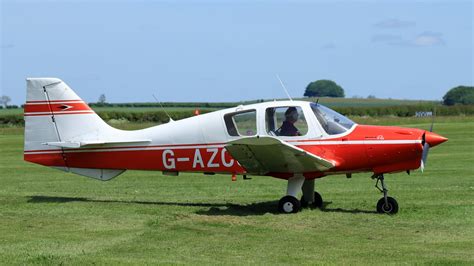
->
373, 174, 398, 214
300, 179, 323, 209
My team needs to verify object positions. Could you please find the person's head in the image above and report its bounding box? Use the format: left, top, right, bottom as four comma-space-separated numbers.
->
285, 107, 299, 123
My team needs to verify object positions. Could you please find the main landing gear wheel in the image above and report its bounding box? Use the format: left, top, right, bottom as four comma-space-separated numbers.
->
373, 174, 399, 214
376, 196, 398, 214
278, 195, 301, 214
300, 192, 323, 209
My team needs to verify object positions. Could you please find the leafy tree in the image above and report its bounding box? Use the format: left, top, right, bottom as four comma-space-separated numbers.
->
98, 94, 107, 104
0, 95, 11, 108
443, 86, 474, 106
304, 80, 345, 98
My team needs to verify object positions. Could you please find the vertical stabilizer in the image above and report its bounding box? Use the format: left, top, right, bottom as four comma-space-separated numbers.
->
24, 78, 125, 180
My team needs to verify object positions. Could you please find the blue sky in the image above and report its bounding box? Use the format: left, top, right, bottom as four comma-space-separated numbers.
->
1, 0, 473, 104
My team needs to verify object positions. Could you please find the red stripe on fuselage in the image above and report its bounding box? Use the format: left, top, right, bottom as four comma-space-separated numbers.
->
25, 147, 245, 173
24, 101, 92, 115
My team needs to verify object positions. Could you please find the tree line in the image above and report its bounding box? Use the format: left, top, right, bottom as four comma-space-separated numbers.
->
303, 80, 473, 106
1, 82, 472, 110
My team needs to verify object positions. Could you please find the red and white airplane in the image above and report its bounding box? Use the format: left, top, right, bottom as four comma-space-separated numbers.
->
24, 78, 447, 214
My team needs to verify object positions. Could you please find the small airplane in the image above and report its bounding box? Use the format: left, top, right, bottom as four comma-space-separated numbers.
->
24, 78, 447, 214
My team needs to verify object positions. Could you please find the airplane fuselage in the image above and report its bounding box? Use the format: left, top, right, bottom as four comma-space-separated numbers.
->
24, 100, 442, 179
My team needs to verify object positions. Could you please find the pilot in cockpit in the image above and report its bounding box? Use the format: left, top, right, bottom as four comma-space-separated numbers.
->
278, 107, 301, 136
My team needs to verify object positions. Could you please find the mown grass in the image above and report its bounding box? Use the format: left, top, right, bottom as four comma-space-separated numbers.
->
0, 117, 473, 264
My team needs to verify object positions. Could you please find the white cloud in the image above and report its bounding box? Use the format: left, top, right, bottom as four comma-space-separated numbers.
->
413, 32, 445, 46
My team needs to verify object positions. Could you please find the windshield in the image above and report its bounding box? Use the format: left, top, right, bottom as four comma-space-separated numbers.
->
310, 103, 355, 135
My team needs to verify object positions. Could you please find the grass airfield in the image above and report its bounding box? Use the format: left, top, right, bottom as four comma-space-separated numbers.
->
0, 117, 473, 264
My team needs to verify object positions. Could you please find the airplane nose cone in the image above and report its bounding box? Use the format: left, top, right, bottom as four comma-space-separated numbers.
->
425, 132, 448, 147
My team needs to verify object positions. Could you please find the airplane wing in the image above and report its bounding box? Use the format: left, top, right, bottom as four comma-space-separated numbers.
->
225, 136, 335, 175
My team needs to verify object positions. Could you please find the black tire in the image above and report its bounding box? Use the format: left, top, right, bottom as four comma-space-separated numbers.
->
376, 197, 399, 214
300, 192, 323, 209
278, 195, 301, 214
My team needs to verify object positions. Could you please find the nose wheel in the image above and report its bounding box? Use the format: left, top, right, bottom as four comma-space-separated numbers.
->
373, 174, 399, 214
377, 196, 398, 214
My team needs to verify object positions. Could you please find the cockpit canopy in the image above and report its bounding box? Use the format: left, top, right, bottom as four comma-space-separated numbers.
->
222, 101, 355, 139
310, 103, 355, 135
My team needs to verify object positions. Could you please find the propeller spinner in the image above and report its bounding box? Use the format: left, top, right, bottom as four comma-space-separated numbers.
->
420, 130, 448, 172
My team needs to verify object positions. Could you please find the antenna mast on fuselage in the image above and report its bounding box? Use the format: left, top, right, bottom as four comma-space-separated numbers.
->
152, 94, 174, 122
276, 74, 293, 101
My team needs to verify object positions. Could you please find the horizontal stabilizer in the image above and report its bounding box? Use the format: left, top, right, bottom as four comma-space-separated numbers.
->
54, 167, 125, 181
43, 139, 151, 148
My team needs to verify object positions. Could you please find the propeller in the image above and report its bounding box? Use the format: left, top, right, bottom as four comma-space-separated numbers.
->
420, 114, 434, 172
420, 134, 431, 172
420, 112, 448, 172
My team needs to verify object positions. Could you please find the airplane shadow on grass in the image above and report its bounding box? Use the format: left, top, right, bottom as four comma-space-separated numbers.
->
27, 195, 378, 216
197, 201, 379, 216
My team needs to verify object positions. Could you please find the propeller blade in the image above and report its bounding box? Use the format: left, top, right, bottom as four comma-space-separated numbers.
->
421, 142, 430, 172
429, 108, 436, 132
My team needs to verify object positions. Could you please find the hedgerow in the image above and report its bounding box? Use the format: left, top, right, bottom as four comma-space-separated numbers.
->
2, 105, 473, 126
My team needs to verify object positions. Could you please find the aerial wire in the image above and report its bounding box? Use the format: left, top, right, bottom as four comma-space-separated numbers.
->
152, 94, 174, 122
276, 74, 293, 101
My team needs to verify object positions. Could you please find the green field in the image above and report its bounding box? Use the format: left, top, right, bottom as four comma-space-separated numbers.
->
0, 97, 438, 115
0, 117, 473, 264
305, 97, 436, 107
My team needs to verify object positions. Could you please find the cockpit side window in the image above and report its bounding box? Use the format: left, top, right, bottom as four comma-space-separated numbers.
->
224, 110, 257, 137
311, 103, 355, 135
265, 106, 308, 137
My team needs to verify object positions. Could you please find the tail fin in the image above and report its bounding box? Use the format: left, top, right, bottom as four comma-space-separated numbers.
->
24, 78, 125, 180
